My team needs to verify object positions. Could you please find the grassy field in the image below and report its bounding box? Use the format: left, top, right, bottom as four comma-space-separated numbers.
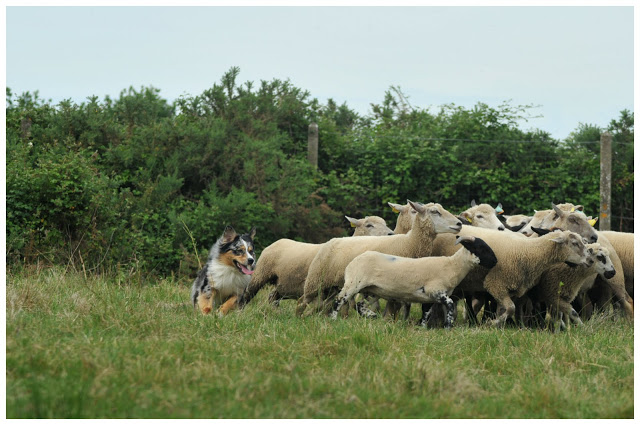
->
5, 267, 634, 419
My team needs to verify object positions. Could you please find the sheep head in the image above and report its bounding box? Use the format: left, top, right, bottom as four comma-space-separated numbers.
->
588, 243, 616, 279
548, 230, 590, 267
459, 203, 505, 231
455, 235, 498, 269
389, 201, 416, 234
549, 203, 598, 243
346, 215, 395, 236
408, 200, 462, 234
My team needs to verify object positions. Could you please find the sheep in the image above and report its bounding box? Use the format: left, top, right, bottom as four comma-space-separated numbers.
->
573, 231, 634, 320
429, 227, 590, 327
459, 200, 505, 231
346, 215, 395, 237
238, 215, 394, 308
600, 230, 634, 299
295, 201, 463, 317
330, 235, 498, 329
519, 203, 582, 236
531, 207, 633, 318
530, 242, 616, 330
388, 202, 417, 234
498, 214, 532, 233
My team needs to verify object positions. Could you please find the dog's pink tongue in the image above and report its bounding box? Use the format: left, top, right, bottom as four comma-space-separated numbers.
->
240, 265, 254, 275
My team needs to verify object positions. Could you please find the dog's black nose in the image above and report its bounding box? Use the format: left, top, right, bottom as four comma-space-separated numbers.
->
247, 258, 254, 265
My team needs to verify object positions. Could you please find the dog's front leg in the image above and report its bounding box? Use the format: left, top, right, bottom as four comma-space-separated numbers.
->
217, 295, 238, 317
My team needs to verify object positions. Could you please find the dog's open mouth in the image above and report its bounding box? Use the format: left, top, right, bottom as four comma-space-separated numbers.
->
234, 260, 254, 275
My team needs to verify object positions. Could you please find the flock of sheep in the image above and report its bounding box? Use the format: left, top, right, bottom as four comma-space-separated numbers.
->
237, 200, 634, 330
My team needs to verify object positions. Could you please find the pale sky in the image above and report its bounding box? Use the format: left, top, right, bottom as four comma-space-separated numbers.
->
5, 5, 636, 140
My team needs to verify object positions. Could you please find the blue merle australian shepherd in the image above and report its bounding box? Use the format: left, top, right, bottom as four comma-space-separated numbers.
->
191, 225, 257, 316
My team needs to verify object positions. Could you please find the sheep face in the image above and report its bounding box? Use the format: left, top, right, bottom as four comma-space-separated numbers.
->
520, 210, 550, 236
549, 230, 589, 267
455, 236, 498, 269
546, 204, 598, 243
409, 201, 462, 234
459, 203, 505, 231
590, 245, 616, 279
346, 215, 395, 236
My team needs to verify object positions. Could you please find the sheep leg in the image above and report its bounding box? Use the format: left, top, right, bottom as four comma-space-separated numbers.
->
330, 286, 360, 320
267, 289, 281, 307
438, 293, 456, 330
385, 300, 402, 320
488, 293, 516, 328
355, 301, 378, 318
557, 299, 583, 328
418, 304, 434, 328
295, 297, 308, 317
401, 302, 411, 321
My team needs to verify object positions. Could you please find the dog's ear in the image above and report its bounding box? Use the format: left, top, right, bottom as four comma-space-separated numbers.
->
248, 226, 257, 240
222, 225, 237, 243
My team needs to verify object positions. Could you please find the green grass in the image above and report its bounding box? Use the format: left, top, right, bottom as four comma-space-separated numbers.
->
5, 267, 634, 418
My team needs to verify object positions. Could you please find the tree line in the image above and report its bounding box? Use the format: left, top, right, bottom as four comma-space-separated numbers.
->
5, 67, 634, 279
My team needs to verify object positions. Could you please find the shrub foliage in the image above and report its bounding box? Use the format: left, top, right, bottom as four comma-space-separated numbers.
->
5, 68, 634, 278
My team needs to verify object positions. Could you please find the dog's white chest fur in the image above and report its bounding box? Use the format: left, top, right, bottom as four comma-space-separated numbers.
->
206, 259, 251, 302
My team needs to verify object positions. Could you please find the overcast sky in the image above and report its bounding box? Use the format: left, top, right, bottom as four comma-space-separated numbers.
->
5, 5, 635, 140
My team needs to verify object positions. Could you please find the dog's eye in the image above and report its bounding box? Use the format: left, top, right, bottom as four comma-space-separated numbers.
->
234, 249, 244, 255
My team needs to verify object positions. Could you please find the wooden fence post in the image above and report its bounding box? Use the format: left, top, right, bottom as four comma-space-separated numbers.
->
599, 132, 612, 231
308, 122, 318, 169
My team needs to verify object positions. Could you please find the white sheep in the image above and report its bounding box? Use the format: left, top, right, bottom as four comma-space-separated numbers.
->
530, 208, 633, 319
520, 203, 585, 236
573, 231, 634, 319
346, 215, 395, 237
532, 242, 616, 330
238, 215, 394, 308
498, 214, 532, 233
388, 201, 417, 234
430, 227, 590, 327
296, 201, 463, 317
459, 200, 505, 231
330, 235, 498, 329
600, 230, 634, 299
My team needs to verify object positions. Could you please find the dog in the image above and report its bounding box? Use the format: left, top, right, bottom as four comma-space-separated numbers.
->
191, 225, 257, 316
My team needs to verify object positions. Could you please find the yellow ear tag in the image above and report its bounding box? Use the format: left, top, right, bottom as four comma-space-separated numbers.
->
350, 222, 357, 228
570, 207, 575, 212
391, 207, 400, 214
467, 217, 473, 223
588, 219, 597, 227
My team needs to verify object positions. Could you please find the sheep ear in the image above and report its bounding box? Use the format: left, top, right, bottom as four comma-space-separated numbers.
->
345, 216, 361, 228
388, 202, 404, 214
408, 200, 426, 214
471, 199, 477, 207
550, 232, 567, 244
222, 225, 237, 243
495, 203, 504, 214
551, 203, 566, 217
575, 205, 584, 212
